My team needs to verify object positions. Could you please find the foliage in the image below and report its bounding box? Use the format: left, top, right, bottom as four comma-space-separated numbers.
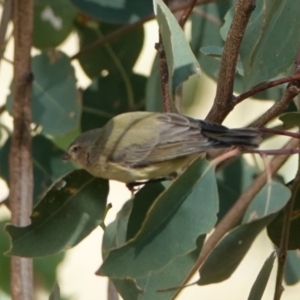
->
2, 0, 300, 299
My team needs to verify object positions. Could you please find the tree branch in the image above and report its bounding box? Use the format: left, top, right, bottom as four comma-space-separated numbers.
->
178, 0, 198, 28
10, 0, 34, 299
274, 172, 300, 300
206, 0, 256, 123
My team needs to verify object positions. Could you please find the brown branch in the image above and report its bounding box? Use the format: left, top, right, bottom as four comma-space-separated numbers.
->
155, 37, 172, 112
251, 68, 300, 127
177, 138, 299, 295
234, 73, 300, 105
10, 0, 34, 299
71, 0, 223, 61
178, 0, 198, 28
206, 0, 256, 123
274, 172, 300, 300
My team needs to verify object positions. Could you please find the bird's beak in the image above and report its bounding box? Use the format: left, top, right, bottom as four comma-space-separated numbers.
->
62, 153, 71, 161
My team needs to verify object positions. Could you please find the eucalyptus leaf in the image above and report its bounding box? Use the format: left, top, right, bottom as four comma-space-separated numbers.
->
70, 0, 153, 24
6, 170, 109, 257
6, 51, 80, 136
33, 0, 76, 49
102, 183, 205, 300
0, 136, 75, 205
199, 181, 291, 285
0, 220, 65, 296
284, 250, 300, 285
279, 112, 300, 129
154, 0, 200, 101
75, 20, 144, 79
99, 157, 218, 278
267, 180, 300, 249
240, 0, 300, 89
81, 73, 146, 131
191, 1, 233, 81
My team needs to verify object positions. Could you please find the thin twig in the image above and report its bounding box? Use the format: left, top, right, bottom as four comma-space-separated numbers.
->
71, 0, 223, 61
178, 0, 198, 28
10, 0, 34, 299
155, 37, 172, 112
206, 0, 256, 123
193, 7, 222, 26
155, 0, 173, 112
274, 171, 300, 300
177, 138, 299, 296
234, 73, 300, 105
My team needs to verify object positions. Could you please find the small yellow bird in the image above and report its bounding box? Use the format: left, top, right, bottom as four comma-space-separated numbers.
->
62, 111, 261, 185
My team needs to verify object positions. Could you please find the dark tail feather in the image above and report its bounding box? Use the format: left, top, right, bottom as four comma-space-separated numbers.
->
198, 120, 262, 148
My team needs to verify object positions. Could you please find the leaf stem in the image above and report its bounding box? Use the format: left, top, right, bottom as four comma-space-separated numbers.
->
178, 0, 198, 28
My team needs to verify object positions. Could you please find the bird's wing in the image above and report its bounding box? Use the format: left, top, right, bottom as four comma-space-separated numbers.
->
111, 113, 215, 167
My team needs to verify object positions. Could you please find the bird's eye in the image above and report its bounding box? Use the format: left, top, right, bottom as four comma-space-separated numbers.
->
72, 146, 79, 153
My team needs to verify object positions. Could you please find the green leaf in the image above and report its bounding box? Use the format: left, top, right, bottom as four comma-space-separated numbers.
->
0, 220, 65, 296
75, 20, 144, 79
240, 0, 300, 89
199, 181, 291, 285
217, 157, 258, 222
33, 0, 76, 49
200, 46, 223, 58
99, 157, 218, 278
247, 252, 276, 300
191, 1, 233, 81
0, 136, 75, 205
102, 183, 205, 300
145, 55, 164, 112
126, 183, 165, 241
71, 0, 153, 24
6, 170, 108, 257
49, 282, 60, 300
267, 181, 300, 250
81, 73, 146, 131
279, 112, 300, 129
154, 0, 200, 100
284, 250, 300, 285
6, 51, 80, 136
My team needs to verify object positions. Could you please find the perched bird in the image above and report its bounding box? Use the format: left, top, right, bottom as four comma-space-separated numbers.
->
62, 111, 262, 185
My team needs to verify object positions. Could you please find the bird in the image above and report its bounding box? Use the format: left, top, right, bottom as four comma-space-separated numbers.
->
62, 111, 262, 187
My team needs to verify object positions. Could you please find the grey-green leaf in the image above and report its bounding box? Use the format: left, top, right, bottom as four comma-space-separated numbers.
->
99, 157, 218, 278
154, 0, 200, 100
6, 51, 80, 136
70, 0, 153, 24
199, 181, 291, 285
6, 170, 109, 257
240, 0, 300, 89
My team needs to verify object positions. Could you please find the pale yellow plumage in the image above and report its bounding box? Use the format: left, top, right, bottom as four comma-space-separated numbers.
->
62, 111, 261, 184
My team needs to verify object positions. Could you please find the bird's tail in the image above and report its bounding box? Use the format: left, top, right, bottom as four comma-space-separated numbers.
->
198, 120, 262, 148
